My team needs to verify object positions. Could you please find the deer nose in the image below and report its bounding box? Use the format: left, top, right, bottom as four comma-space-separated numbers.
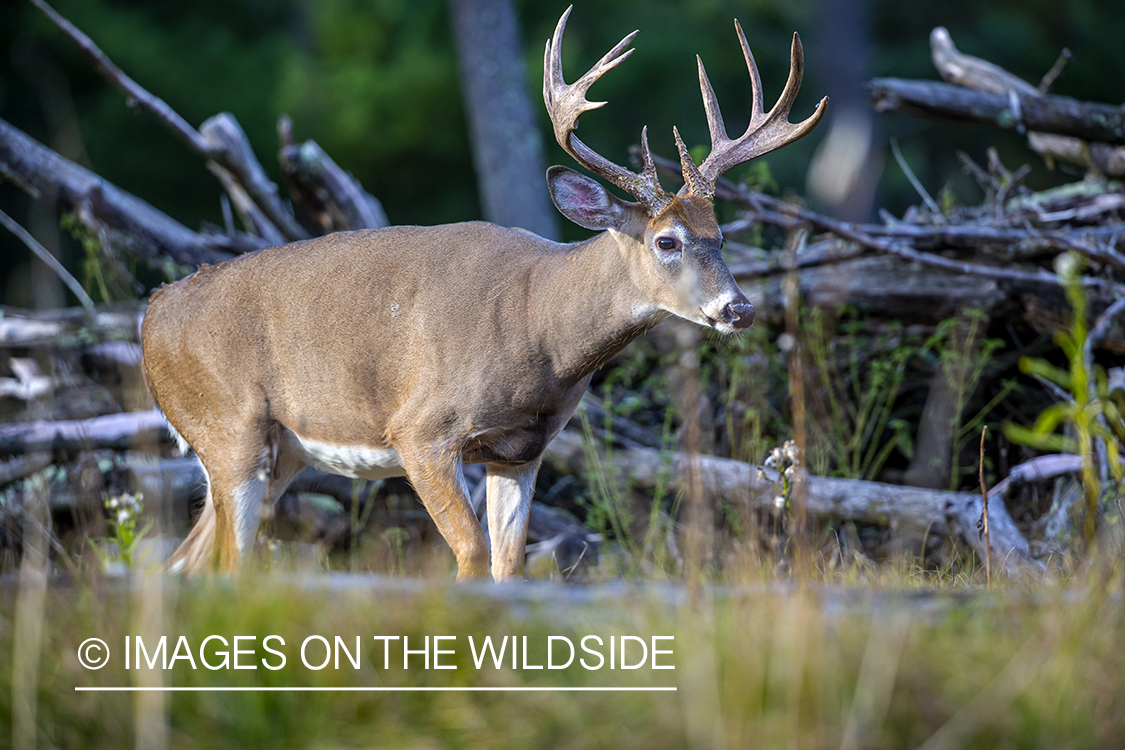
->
722, 301, 755, 329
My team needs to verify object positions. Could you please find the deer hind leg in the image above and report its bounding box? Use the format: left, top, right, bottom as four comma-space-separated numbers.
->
258, 425, 307, 529
196, 442, 269, 571
171, 425, 304, 574
486, 459, 541, 581
398, 441, 489, 579
179, 421, 290, 569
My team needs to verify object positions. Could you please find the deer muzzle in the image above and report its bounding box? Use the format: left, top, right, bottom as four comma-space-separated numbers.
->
721, 300, 755, 329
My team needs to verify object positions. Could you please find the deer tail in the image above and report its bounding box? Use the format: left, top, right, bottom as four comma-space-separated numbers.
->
167, 488, 216, 574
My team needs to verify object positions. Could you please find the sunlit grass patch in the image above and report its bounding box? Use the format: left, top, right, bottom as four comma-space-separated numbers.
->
2, 569, 1123, 748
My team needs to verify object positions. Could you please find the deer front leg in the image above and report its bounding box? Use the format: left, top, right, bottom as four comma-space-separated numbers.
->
399, 444, 489, 579
486, 459, 541, 581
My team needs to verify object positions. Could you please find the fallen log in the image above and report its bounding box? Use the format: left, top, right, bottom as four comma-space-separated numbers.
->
0, 118, 258, 269
278, 116, 388, 233
0, 409, 167, 455
928, 26, 1125, 178
0, 410, 590, 549
869, 78, 1125, 146
0, 305, 144, 348
0, 409, 1033, 564
541, 429, 1031, 566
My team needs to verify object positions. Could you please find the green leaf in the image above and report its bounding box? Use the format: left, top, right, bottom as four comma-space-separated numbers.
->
1003, 422, 1077, 453
1019, 356, 1072, 390
1032, 402, 1075, 435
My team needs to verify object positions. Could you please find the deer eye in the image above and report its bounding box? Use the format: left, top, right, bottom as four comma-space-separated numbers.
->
655, 236, 681, 252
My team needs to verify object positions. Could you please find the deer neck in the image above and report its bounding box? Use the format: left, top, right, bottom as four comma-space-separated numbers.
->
534, 230, 668, 385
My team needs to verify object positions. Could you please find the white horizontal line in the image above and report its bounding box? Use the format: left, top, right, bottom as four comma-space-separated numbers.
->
75, 686, 677, 692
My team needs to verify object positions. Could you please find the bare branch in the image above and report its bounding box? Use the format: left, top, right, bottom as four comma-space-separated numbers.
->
1087, 296, 1125, 359
870, 78, 1125, 146
649, 150, 1124, 293
0, 207, 94, 310
1, 118, 258, 269
198, 114, 308, 241
987, 454, 1084, 504
278, 116, 388, 233
28, 0, 210, 155
32, 0, 307, 242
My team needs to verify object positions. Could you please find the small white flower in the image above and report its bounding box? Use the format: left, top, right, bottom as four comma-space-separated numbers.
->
773, 495, 786, 509
1054, 252, 1077, 279
108, 498, 119, 509
784, 465, 795, 480
117, 509, 130, 525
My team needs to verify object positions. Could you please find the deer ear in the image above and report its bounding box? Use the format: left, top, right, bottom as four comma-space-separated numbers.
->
547, 166, 627, 230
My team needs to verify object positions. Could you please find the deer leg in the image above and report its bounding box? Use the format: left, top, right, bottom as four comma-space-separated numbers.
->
486, 459, 541, 581
199, 440, 272, 571
259, 426, 306, 527
399, 445, 489, 579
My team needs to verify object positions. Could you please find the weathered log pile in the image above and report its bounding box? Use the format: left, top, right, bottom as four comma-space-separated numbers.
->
1, 6, 1122, 575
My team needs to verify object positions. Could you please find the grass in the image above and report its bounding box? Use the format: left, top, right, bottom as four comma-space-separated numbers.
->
2, 559, 1124, 748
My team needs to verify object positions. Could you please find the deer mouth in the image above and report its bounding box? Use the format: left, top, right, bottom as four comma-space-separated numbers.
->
700, 308, 733, 334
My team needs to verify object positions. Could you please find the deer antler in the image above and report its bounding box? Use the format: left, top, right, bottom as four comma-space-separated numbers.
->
686, 23, 829, 200
543, 7, 673, 215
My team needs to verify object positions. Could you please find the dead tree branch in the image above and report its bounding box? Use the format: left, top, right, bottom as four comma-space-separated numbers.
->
986, 454, 1083, 504
650, 152, 1124, 292
869, 78, 1125, 146
0, 409, 167, 455
277, 116, 388, 233
0, 207, 94, 310
928, 26, 1125, 177
0, 118, 258, 268
31, 0, 307, 242
0, 304, 144, 347
542, 429, 1030, 566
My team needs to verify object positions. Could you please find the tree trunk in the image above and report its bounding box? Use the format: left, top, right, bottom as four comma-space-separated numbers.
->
448, 0, 559, 239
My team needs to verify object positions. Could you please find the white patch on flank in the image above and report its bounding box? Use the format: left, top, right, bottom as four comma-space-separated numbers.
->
290, 432, 405, 481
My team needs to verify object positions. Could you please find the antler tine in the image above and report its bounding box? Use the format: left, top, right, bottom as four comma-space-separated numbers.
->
695, 24, 828, 188
673, 126, 708, 197
543, 7, 672, 214
696, 55, 728, 153
735, 20, 766, 120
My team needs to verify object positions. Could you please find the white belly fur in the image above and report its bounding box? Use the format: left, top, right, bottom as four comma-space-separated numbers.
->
288, 429, 406, 480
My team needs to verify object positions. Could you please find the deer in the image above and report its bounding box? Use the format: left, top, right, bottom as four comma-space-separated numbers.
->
140, 6, 826, 580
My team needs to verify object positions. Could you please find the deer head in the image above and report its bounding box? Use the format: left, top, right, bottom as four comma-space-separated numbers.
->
543, 6, 827, 333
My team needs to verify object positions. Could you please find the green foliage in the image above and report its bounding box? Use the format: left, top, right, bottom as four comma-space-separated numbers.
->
1004, 252, 1125, 545
923, 308, 1010, 490
804, 308, 918, 480
576, 393, 680, 578
380, 526, 409, 575
349, 478, 381, 572
3, 573, 1125, 746
89, 492, 151, 572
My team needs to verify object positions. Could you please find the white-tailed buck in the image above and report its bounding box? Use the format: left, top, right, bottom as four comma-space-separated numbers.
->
142, 6, 826, 579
